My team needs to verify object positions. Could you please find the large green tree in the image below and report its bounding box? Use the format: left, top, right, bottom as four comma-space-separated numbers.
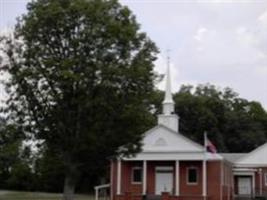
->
173, 84, 267, 152
150, 84, 267, 152
0, 118, 24, 188
0, 0, 158, 199
0, 118, 36, 191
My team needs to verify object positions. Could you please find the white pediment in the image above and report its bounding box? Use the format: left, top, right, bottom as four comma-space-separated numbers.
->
154, 138, 168, 146
141, 125, 204, 152
235, 143, 267, 166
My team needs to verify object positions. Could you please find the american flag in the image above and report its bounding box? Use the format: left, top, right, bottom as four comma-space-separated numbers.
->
206, 137, 217, 153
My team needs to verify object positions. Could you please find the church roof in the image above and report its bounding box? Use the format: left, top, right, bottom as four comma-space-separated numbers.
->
142, 125, 204, 152
220, 153, 247, 163
124, 125, 223, 161
234, 142, 267, 167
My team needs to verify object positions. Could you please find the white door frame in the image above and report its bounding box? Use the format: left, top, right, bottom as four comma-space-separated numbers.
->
155, 166, 174, 195
237, 176, 252, 195
234, 172, 255, 197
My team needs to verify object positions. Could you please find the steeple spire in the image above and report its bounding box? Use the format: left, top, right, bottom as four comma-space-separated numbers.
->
157, 56, 179, 132
162, 55, 175, 115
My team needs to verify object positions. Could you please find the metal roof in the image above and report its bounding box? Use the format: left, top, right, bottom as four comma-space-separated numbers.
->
220, 153, 247, 163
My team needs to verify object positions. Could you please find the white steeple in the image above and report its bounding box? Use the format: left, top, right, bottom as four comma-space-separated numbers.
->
157, 58, 179, 132
162, 58, 175, 115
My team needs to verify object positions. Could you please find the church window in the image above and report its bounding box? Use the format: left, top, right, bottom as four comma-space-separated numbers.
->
187, 167, 198, 184
132, 167, 142, 184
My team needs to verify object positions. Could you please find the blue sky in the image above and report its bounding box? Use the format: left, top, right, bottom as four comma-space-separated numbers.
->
1, 0, 267, 109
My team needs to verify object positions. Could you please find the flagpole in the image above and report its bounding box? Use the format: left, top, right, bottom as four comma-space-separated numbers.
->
203, 132, 207, 200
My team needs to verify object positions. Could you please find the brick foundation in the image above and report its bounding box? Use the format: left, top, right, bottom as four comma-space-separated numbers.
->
114, 193, 207, 200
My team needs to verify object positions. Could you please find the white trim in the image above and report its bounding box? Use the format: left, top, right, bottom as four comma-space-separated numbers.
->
265, 173, 267, 186
187, 167, 198, 185
202, 160, 207, 197
234, 173, 256, 196
95, 184, 110, 200
235, 174, 256, 197
156, 166, 173, 171
234, 164, 267, 168
110, 162, 113, 200
124, 151, 223, 161
259, 169, 262, 196
131, 167, 142, 184
155, 166, 174, 195
116, 160, 121, 195
233, 171, 255, 176
202, 132, 207, 200
233, 168, 258, 172
235, 176, 253, 196
231, 169, 235, 198
142, 161, 147, 195
226, 165, 230, 200
252, 173, 255, 198
235, 142, 267, 163
95, 184, 110, 189
220, 162, 223, 200
143, 125, 205, 151
175, 161, 180, 196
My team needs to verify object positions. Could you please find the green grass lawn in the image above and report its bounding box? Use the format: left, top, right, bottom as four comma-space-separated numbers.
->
0, 190, 94, 200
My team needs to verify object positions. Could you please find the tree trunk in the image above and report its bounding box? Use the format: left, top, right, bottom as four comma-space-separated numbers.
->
63, 171, 76, 200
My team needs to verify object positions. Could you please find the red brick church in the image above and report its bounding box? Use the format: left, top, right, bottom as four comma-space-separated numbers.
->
95, 64, 267, 200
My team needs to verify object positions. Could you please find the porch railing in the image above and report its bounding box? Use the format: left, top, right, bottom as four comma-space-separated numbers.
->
94, 183, 110, 200
255, 187, 267, 199
235, 187, 267, 199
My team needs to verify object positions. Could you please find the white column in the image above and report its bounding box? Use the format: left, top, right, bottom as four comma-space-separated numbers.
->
259, 169, 262, 196
203, 133, 207, 200
117, 160, 121, 195
175, 160, 180, 196
95, 187, 99, 200
203, 159, 207, 199
111, 161, 114, 200
143, 160, 147, 195
252, 173, 255, 198
220, 162, 224, 200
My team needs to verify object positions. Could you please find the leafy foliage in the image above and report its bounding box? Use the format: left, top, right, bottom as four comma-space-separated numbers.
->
0, 0, 158, 198
0, 118, 32, 190
173, 84, 267, 152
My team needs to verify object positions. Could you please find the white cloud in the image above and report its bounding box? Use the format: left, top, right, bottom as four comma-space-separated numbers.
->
258, 9, 267, 27
1, 0, 267, 109
236, 27, 258, 47
194, 27, 208, 42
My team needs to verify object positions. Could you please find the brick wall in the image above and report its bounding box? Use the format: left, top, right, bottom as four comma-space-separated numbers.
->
112, 160, 226, 200
262, 167, 267, 193
255, 167, 267, 194
180, 161, 202, 195
221, 162, 233, 200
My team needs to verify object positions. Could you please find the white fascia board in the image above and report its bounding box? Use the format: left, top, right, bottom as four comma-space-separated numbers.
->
234, 163, 267, 168
233, 171, 256, 176
233, 168, 258, 172
161, 126, 205, 151
144, 125, 205, 151
123, 152, 223, 161
235, 142, 267, 164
